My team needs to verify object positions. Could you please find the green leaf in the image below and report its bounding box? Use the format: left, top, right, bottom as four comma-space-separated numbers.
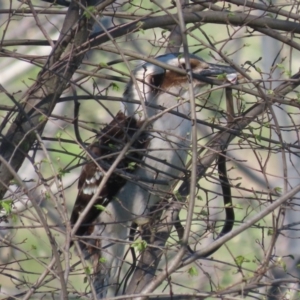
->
99, 257, 107, 263
58, 168, 69, 177
127, 162, 137, 170
235, 255, 250, 267
274, 186, 282, 193
45, 192, 51, 200
188, 266, 198, 277
56, 131, 62, 139
83, 6, 97, 19
132, 239, 147, 252
255, 134, 262, 142
39, 115, 47, 122
9, 179, 19, 186
234, 203, 242, 210
2, 200, 13, 214
217, 74, 227, 80
136, 21, 144, 28
111, 82, 120, 91
11, 213, 18, 222
99, 62, 108, 68
95, 204, 106, 211
267, 229, 274, 236
285, 70, 291, 76
276, 63, 285, 70
84, 266, 91, 275
174, 190, 183, 201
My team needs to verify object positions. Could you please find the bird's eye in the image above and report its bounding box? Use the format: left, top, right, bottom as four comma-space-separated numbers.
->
150, 73, 164, 88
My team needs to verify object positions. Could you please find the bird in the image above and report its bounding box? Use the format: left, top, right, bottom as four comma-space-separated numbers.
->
70, 52, 238, 295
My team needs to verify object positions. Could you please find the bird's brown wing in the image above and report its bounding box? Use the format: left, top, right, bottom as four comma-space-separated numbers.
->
70, 111, 147, 237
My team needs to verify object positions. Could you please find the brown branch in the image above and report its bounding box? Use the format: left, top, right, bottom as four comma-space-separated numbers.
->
0, 0, 96, 200
2, 10, 300, 49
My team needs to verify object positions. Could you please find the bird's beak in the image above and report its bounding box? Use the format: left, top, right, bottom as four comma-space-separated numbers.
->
194, 63, 240, 84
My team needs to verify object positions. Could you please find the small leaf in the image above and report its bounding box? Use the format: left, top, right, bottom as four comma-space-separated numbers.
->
235, 255, 250, 267
132, 239, 147, 252
2, 200, 13, 214
84, 266, 91, 275
99, 257, 107, 263
45, 192, 51, 200
127, 162, 137, 170
276, 63, 285, 70
58, 168, 69, 177
95, 204, 106, 211
11, 213, 18, 222
99, 62, 108, 68
174, 190, 183, 201
39, 115, 47, 122
111, 82, 120, 91
285, 70, 291, 76
9, 179, 19, 186
56, 131, 62, 139
255, 134, 261, 142
274, 186, 282, 193
217, 74, 227, 80
83, 6, 97, 19
136, 21, 144, 28
188, 266, 198, 277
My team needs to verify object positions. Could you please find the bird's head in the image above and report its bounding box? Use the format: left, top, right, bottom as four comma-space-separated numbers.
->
122, 53, 239, 117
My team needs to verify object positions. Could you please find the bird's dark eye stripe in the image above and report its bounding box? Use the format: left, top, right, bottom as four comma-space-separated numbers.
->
150, 73, 164, 88
181, 61, 197, 70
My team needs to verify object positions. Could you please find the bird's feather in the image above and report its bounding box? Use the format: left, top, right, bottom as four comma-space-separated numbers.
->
70, 111, 148, 238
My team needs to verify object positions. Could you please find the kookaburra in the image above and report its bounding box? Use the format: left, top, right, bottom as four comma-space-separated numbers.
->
70, 53, 238, 291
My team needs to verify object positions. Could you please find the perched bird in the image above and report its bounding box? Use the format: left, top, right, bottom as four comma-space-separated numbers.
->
70, 53, 238, 295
